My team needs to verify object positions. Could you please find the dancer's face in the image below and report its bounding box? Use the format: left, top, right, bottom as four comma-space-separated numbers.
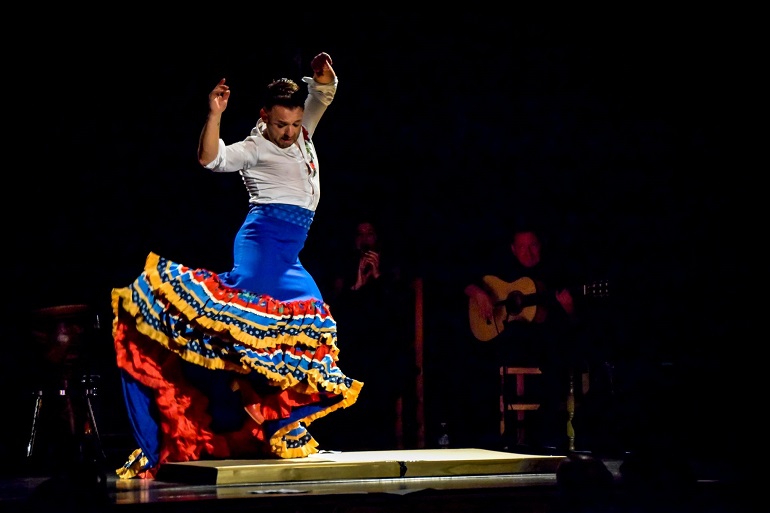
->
261, 105, 304, 149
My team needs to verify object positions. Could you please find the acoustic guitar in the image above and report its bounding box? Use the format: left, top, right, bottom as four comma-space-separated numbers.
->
468, 275, 610, 342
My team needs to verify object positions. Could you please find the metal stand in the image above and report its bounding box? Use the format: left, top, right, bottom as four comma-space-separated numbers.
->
26, 389, 44, 459
25, 375, 106, 468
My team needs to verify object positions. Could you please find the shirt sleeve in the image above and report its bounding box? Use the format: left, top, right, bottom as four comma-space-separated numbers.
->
202, 139, 227, 170
204, 138, 258, 173
301, 76, 338, 137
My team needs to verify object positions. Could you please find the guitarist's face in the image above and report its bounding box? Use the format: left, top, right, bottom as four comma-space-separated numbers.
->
511, 232, 541, 268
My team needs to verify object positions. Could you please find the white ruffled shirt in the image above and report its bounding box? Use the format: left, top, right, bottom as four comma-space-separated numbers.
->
204, 76, 337, 211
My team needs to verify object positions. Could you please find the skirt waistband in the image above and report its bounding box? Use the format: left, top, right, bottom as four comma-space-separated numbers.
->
250, 203, 314, 230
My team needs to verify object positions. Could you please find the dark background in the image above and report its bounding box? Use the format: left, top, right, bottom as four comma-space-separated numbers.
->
4, 13, 752, 466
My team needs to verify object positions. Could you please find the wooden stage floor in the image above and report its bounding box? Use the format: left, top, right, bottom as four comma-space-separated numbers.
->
156, 448, 565, 485
0, 448, 752, 513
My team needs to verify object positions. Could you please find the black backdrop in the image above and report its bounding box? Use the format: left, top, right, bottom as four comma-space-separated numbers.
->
4, 13, 751, 464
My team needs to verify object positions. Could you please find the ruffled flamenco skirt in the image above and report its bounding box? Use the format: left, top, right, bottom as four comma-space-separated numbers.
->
111, 249, 362, 479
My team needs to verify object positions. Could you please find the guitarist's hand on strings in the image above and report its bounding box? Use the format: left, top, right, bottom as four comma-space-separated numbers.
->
466, 285, 495, 324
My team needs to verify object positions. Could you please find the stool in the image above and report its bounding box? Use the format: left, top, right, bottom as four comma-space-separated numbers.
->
25, 304, 106, 473
499, 366, 541, 446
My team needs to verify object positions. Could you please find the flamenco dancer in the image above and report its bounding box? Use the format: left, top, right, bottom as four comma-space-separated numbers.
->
111, 52, 362, 479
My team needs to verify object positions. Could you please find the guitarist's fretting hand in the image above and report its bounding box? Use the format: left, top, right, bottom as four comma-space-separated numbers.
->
554, 288, 576, 320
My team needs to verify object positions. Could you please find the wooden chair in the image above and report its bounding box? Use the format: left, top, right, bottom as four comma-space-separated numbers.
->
499, 366, 542, 447
501, 365, 586, 451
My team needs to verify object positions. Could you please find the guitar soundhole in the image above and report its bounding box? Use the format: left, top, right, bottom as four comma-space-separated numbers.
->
505, 292, 525, 315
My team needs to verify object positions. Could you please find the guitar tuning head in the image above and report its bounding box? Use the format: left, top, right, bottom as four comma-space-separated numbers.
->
587, 280, 610, 298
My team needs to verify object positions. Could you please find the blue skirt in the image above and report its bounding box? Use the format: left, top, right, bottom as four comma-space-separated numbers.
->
112, 204, 362, 479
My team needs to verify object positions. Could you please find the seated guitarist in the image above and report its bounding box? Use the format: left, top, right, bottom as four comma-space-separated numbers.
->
463, 224, 582, 453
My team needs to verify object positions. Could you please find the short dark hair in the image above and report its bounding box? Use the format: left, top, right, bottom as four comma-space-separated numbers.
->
263, 78, 305, 110
508, 221, 550, 248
